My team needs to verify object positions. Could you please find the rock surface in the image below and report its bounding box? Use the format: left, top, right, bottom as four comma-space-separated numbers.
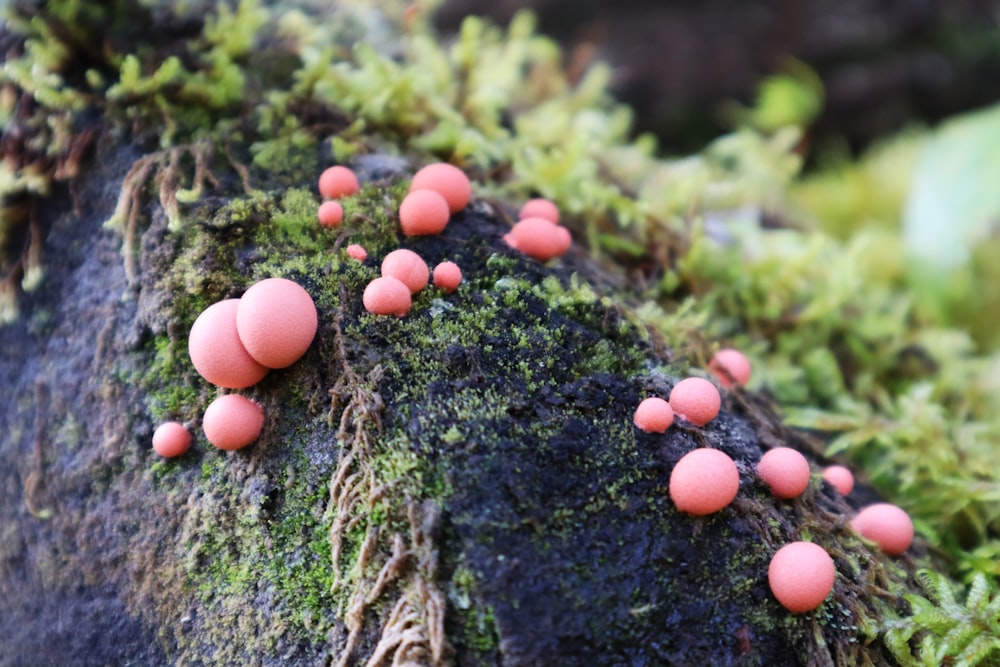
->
0, 138, 914, 666
0, 2, 926, 665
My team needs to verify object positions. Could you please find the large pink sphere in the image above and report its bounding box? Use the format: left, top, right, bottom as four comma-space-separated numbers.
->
633, 397, 674, 433
236, 278, 318, 369
669, 448, 740, 515
669, 377, 721, 426
152, 421, 191, 458
203, 394, 265, 451
851, 504, 914, 555
188, 299, 269, 389
399, 189, 450, 236
757, 447, 811, 499
410, 162, 471, 214
768, 542, 835, 613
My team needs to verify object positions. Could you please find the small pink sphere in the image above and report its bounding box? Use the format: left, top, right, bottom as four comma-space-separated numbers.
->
768, 542, 835, 613
381, 249, 429, 294
519, 198, 560, 224
345, 244, 367, 261
236, 278, 318, 369
669, 448, 740, 515
709, 348, 752, 388
822, 465, 854, 495
152, 421, 191, 458
203, 394, 265, 451
188, 299, 269, 389
433, 261, 462, 293
633, 397, 674, 433
317, 200, 344, 228
410, 162, 471, 214
363, 276, 412, 317
668, 377, 721, 427
757, 447, 811, 499
399, 189, 450, 236
505, 217, 571, 261
851, 503, 914, 555
318, 166, 359, 199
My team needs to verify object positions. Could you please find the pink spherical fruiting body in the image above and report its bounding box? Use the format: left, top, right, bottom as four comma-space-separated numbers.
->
433, 261, 462, 293
318, 166, 359, 199
668, 377, 721, 426
188, 299, 269, 389
317, 201, 344, 228
381, 249, 429, 294
851, 503, 914, 555
757, 447, 811, 499
236, 278, 318, 369
669, 448, 739, 515
768, 542, 835, 613
822, 465, 854, 495
410, 163, 471, 213
633, 397, 673, 433
203, 394, 265, 451
363, 277, 412, 317
152, 421, 191, 458
399, 189, 450, 236
709, 348, 752, 388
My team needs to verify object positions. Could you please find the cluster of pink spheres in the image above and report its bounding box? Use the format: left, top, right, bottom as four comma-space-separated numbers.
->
633, 347, 915, 613
317, 162, 570, 318
361, 163, 471, 316
152, 278, 318, 456
153, 162, 574, 458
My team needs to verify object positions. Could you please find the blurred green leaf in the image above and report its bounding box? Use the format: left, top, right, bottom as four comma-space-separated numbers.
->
904, 103, 1000, 271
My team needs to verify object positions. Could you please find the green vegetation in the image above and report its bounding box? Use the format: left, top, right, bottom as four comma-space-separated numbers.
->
886, 570, 1000, 666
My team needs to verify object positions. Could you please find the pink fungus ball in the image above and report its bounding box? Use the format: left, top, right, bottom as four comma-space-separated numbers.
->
363, 276, 412, 317
633, 397, 673, 433
188, 299, 269, 389
709, 348, 752, 388
317, 200, 344, 228
203, 394, 265, 451
851, 503, 914, 555
399, 189, 450, 236
236, 278, 318, 369
152, 421, 191, 458
433, 261, 462, 293
318, 165, 359, 199
768, 542, 835, 613
822, 465, 854, 495
505, 217, 571, 261
668, 377, 721, 427
757, 447, 811, 499
519, 198, 560, 224
669, 448, 740, 515
381, 249, 429, 294
345, 244, 367, 261
410, 162, 471, 214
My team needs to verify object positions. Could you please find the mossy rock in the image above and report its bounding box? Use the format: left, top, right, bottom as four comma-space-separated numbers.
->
0, 124, 920, 665
0, 1, 960, 665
